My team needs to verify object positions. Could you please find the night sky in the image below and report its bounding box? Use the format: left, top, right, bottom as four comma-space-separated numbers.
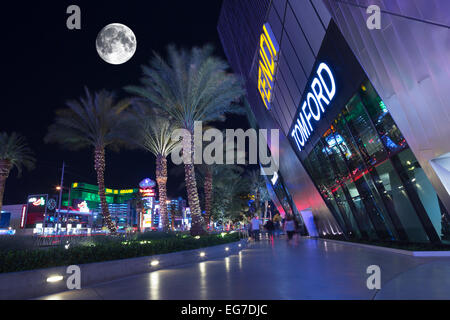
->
2, 0, 248, 204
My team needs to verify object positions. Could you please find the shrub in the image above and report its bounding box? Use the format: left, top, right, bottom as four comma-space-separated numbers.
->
0, 232, 240, 273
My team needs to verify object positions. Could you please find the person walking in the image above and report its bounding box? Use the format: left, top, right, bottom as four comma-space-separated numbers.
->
273, 213, 282, 237
251, 215, 263, 241
246, 221, 253, 240
264, 218, 275, 241
284, 215, 296, 243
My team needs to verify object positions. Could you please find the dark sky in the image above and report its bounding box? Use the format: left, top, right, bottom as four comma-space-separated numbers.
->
2, 0, 248, 204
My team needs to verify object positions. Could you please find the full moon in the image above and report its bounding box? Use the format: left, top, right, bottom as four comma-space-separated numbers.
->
96, 23, 137, 65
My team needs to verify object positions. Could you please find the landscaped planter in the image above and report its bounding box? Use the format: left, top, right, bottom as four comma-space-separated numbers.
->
0, 239, 247, 300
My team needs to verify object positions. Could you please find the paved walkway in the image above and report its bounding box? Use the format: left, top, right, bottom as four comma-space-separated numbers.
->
39, 237, 450, 300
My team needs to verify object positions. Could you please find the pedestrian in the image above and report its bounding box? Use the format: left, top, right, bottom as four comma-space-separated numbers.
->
264, 218, 275, 240
273, 213, 282, 237
246, 221, 253, 240
284, 215, 296, 243
250, 215, 263, 241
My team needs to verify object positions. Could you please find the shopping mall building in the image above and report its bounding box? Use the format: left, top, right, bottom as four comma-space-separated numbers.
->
218, 0, 450, 244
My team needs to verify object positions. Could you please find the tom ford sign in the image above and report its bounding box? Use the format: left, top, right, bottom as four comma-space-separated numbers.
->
290, 62, 336, 152
257, 23, 279, 110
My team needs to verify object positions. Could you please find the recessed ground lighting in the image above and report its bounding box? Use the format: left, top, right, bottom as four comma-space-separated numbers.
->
238, 244, 242, 247
194, 236, 200, 239
150, 260, 159, 266
225, 247, 230, 251
46, 275, 63, 283
200, 252, 206, 257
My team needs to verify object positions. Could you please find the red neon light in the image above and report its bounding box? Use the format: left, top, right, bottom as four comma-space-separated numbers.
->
33, 198, 43, 206
20, 205, 27, 228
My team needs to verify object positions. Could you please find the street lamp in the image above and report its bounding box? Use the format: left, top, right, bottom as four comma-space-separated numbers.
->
55, 185, 71, 207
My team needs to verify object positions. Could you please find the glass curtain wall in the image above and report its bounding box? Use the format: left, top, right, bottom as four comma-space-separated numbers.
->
302, 80, 449, 244
272, 174, 308, 235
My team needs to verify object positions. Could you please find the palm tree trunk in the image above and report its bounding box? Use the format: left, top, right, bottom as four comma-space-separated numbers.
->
184, 133, 205, 236
204, 167, 213, 229
94, 146, 116, 233
156, 154, 170, 232
0, 160, 12, 214
256, 189, 261, 217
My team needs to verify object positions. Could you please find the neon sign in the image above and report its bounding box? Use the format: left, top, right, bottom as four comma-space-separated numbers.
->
77, 201, 90, 213
20, 205, 26, 228
29, 197, 46, 206
139, 188, 155, 197
257, 23, 279, 110
290, 63, 336, 152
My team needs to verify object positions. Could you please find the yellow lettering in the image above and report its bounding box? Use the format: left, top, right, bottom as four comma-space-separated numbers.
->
260, 35, 275, 75
258, 69, 270, 109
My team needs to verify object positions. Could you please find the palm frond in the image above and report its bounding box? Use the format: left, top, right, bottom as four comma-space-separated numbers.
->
45, 88, 132, 151
125, 44, 245, 132
0, 132, 35, 176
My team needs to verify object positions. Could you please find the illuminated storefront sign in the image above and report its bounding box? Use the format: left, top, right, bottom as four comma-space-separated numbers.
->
141, 211, 152, 229
257, 23, 279, 110
139, 188, 155, 197
28, 197, 46, 206
77, 201, 90, 213
290, 62, 336, 152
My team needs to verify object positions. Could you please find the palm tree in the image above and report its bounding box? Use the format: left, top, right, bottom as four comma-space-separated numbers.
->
130, 107, 179, 232
211, 166, 249, 228
248, 169, 267, 217
45, 88, 130, 233
126, 44, 245, 235
197, 163, 244, 229
0, 132, 35, 213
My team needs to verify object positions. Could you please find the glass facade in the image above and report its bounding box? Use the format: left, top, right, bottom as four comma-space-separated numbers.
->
272, 173, 308, 236
218, 0, 450, 245
302, 80, 450, 243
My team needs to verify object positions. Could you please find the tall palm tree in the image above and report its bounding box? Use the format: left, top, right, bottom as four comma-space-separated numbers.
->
197, 163, 244, 228
131, 107, 179, 232
126, 44, 245, 235
0, 132, 35, 213
45, 88, 130, 233
211, 166, 249, 227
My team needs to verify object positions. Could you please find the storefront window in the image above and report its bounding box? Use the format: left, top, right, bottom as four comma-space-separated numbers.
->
299, 79, 445, 244
359, 82, 407, 156
394, 149, 446, 241
303, 145, 350, 237
332, 105, 397, 241
373, 160, 429, 242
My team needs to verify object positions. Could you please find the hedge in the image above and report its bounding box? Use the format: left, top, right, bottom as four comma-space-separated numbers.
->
0, 233, 240, 273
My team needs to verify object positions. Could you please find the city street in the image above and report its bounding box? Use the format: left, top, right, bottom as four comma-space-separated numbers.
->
39, 237, 450, 300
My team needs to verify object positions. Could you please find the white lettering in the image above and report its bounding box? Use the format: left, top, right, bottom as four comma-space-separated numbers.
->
317, 63, 336, 101
290, 63, 336, 153
307, 92, 321, 121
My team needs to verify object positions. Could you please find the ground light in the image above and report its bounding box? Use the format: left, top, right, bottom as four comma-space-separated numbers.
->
238, 244, 242, 247
225, 247, 230, 251
150, 260, 159, 266
200, 252, 206, 257
46, 275, 63, 283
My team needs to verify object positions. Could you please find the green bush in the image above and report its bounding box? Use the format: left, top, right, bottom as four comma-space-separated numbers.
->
0, 233, 240, 273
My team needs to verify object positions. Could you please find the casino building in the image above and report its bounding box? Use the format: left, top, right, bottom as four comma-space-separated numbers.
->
218, 0, 450, 244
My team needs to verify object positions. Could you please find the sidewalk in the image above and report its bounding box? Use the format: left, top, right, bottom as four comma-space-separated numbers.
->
39, 237, 450, 300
